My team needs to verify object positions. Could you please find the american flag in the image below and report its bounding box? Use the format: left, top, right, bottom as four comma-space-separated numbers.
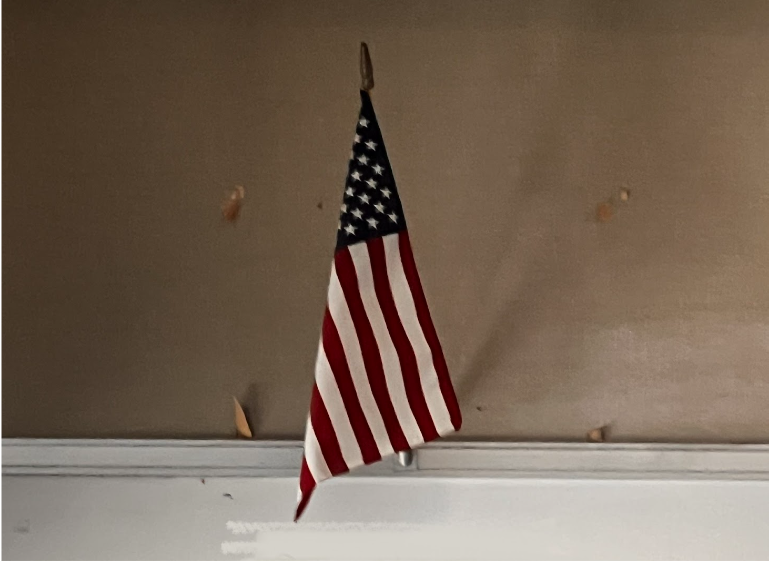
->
295, 91, 462, 520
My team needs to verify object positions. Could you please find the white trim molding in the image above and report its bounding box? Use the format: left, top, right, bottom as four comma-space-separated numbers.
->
2, 438, 767, 480
3, 439, 768, 560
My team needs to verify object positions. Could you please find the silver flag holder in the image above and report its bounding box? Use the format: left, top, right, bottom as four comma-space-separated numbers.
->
397, 450, 414, 467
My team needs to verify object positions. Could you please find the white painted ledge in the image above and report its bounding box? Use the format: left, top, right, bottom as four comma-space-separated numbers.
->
3, 438, 767, 480
3, 439, 768, 560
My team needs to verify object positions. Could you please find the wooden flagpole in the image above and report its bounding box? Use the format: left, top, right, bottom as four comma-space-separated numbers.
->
360, 42, 413, 468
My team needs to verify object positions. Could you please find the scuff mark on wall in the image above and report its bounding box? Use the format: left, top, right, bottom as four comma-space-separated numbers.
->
222, 185, 245, 223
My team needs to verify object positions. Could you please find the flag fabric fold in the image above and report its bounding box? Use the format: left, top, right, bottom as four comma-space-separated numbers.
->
295, 90, 461, 521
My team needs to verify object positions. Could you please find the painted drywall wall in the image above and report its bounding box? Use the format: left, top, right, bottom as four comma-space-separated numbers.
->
2, 476, 768, 560
2, 0, 768, 440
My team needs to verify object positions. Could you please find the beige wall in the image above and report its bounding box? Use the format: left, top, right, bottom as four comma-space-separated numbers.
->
3, 0, 768, 441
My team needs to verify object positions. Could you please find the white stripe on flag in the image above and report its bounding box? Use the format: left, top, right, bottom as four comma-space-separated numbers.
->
314, 341, 363, 468
382, 234, 455, 435
303, 421, 332, 483
327, 266, 394, 457
348, 243, 424, 448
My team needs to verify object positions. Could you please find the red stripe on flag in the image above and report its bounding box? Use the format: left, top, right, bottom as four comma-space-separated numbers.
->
309, 384, 349, 475
295, 458, 315, 521
397, 232, 462, 431
334, 248, 410, 452
366, 237, 439, 442
321, 308, 382, 465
